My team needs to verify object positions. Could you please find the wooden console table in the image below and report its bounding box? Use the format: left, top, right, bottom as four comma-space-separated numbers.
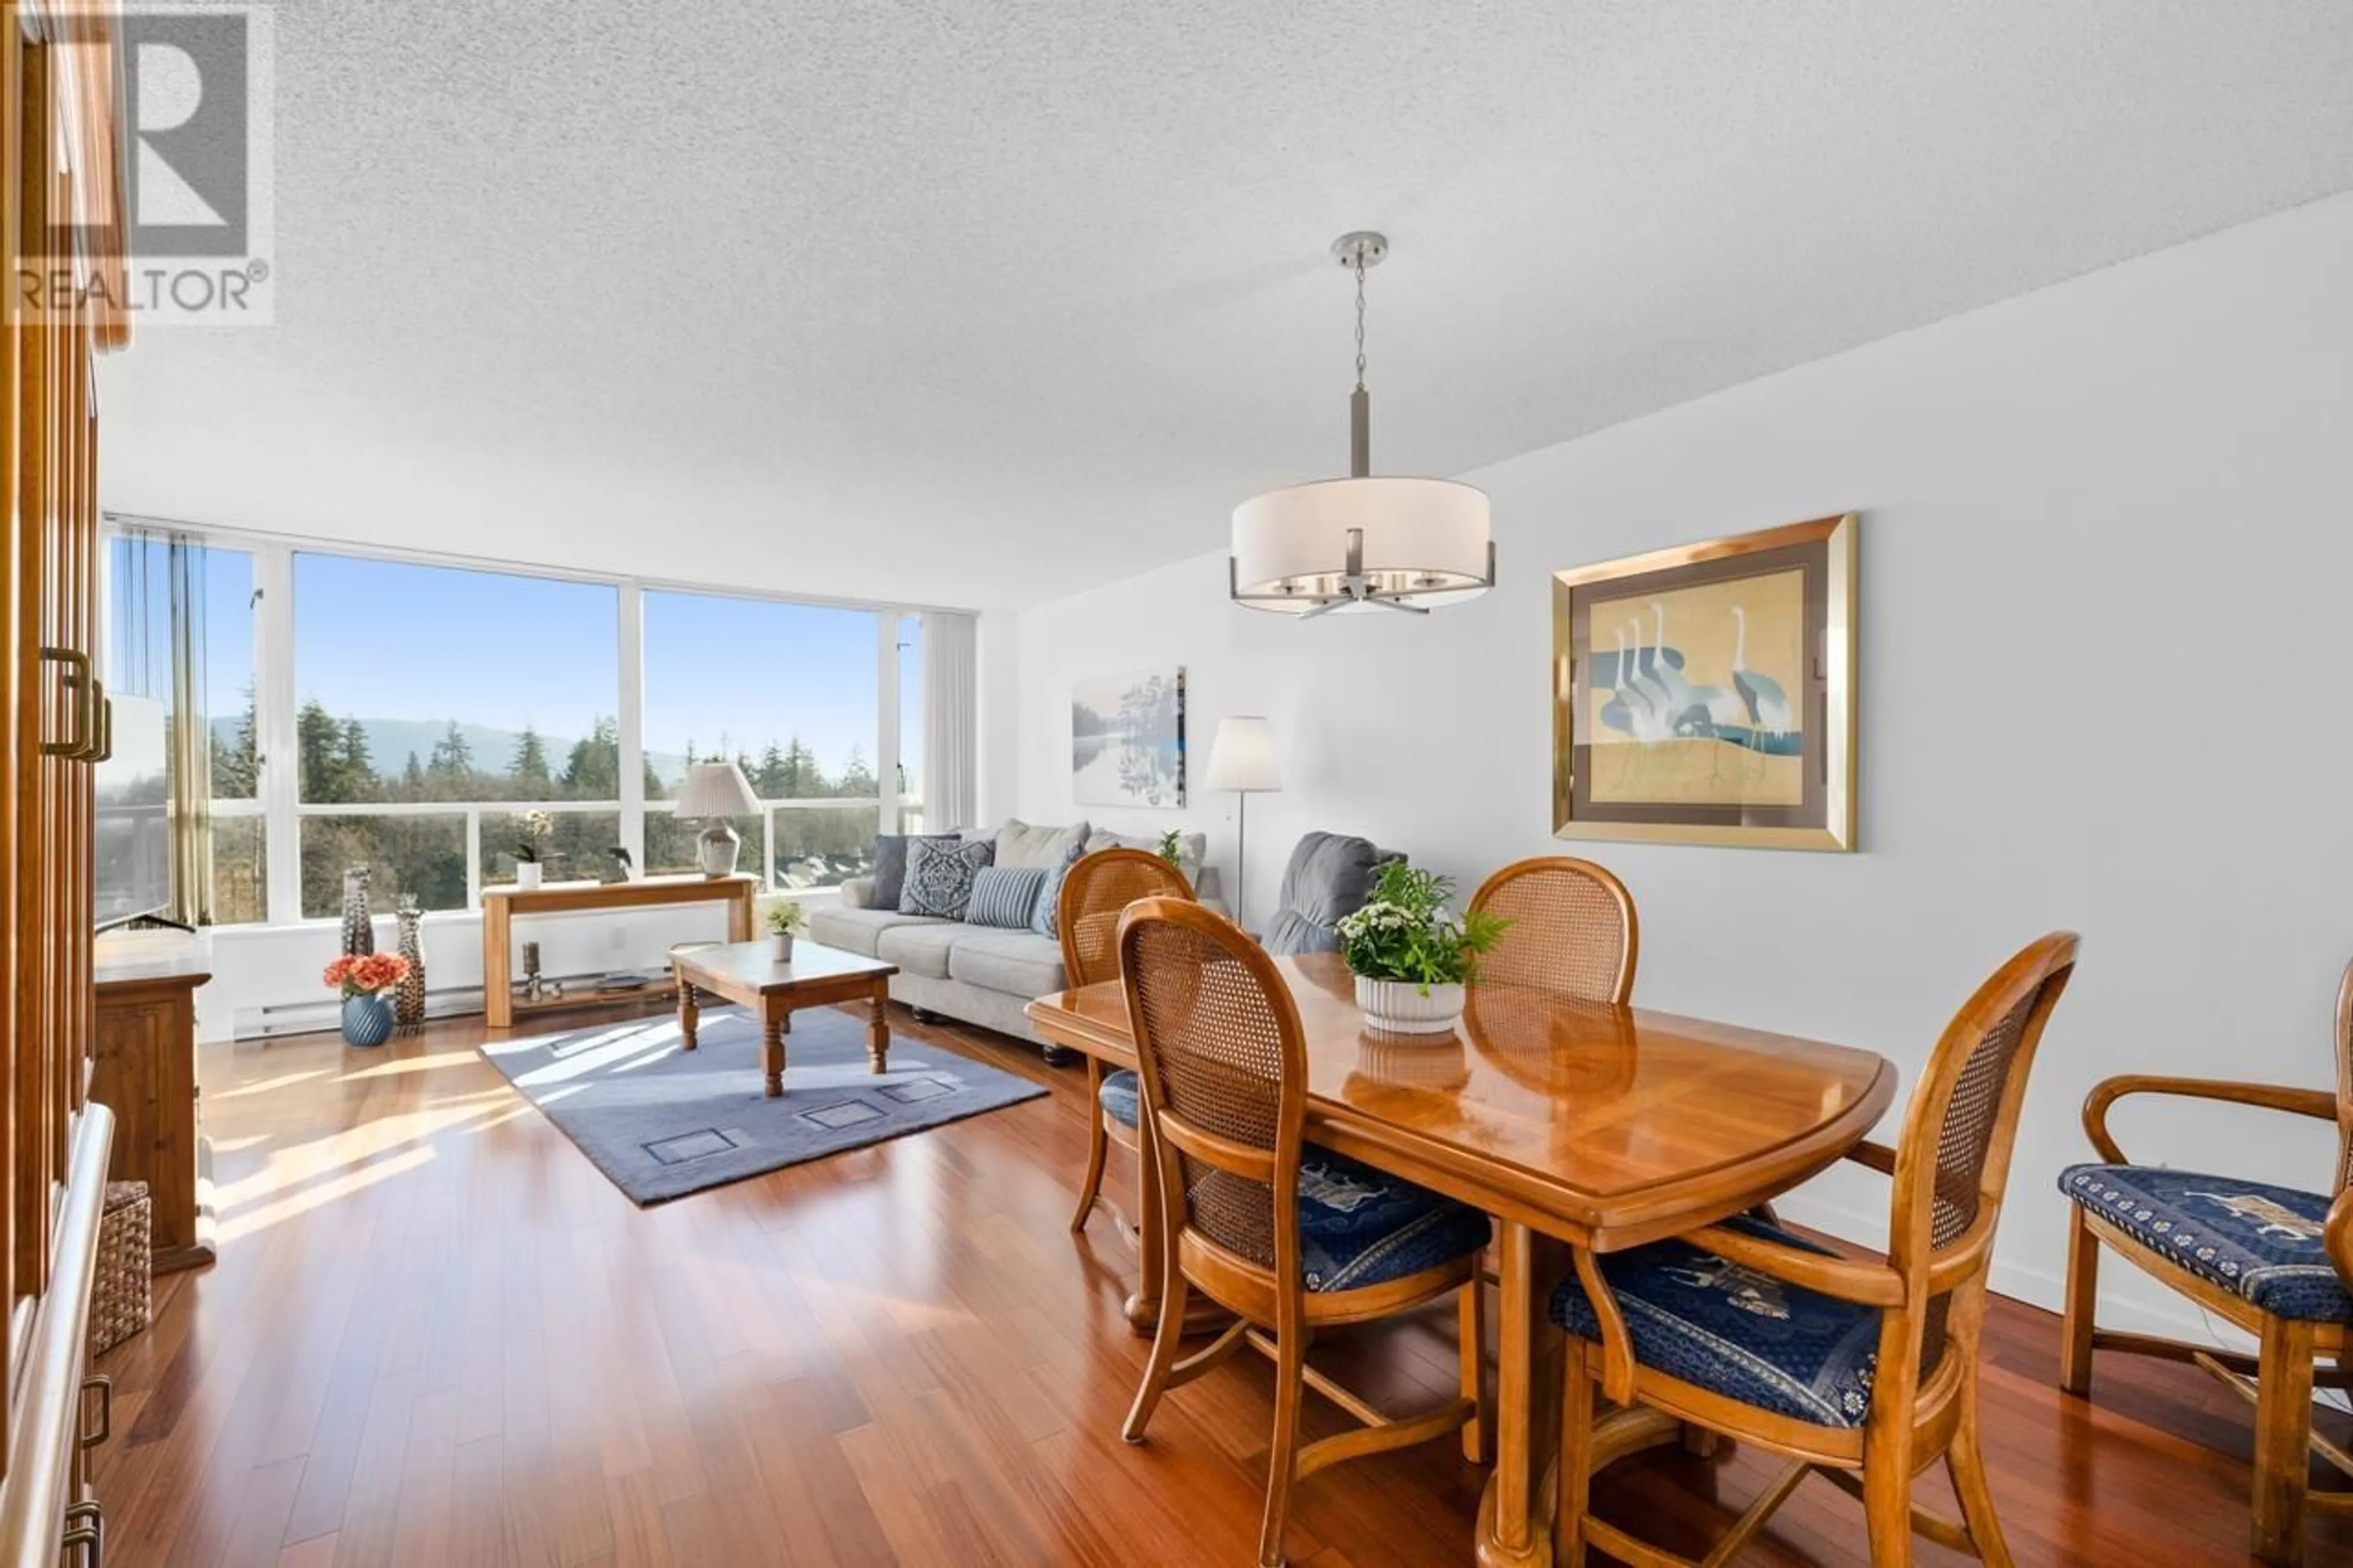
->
482, 875, 757, 1028
93, 955, 217, 1273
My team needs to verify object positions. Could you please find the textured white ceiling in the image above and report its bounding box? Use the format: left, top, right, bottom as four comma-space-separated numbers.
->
99, 1, 2353, 608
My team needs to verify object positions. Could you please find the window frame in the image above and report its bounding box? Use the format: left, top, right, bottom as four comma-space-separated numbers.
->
108, 518, 937, 927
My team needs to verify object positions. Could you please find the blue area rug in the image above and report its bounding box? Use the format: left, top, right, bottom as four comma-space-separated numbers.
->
480, 1006, 1046, 1205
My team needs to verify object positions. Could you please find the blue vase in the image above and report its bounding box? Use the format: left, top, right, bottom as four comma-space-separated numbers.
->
341, 994, 395, 1047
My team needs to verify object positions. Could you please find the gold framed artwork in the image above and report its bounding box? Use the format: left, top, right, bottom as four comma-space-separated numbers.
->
1552, 513, 1856, 851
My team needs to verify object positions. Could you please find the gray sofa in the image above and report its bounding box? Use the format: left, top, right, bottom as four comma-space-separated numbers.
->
808, 821, 1221, 1055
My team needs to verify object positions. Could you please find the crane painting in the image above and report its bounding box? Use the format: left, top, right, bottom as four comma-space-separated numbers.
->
1586, 568, 1807, 808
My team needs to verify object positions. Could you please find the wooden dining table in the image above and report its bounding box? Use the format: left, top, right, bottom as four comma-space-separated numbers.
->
1026, 950, 1896, 1568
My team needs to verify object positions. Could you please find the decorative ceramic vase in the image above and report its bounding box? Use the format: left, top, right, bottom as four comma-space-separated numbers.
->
393, 903, 427, 1031
341, 993, 395, 1047
515, 862, 542, 890
339, 866, 374, 956
769, 931, 794, 963
1354, 975, 1465, 1037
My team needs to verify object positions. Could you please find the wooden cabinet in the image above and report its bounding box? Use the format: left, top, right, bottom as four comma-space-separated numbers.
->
94, 960, 216, 1272
2, 0, 134, 1558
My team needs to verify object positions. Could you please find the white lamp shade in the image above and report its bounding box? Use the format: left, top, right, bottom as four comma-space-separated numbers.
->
1205, 716, 1281, 793
1232, 476, 1492, 614
674, 760, 760, 818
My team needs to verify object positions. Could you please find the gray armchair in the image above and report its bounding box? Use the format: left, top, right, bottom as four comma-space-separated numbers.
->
1260, 831, 1402, 956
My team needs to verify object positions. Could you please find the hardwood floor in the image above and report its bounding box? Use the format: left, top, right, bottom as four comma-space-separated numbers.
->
91, 999, 2353, 1567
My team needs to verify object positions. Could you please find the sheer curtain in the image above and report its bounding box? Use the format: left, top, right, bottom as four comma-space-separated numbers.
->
109, 524, 213, 925
920, 612, 977, 833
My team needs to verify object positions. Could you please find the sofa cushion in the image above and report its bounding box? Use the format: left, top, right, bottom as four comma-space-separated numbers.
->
994, 819, 1090, 870
946, 928, 1067, 998
1262, 832, 1400, 956
1029, 836, 1091, 939
968, 866, 1046, 929
901, 838, 995, 918
872, 833, 956, 911
2060, 1164, 2353, 1323
806, 906, 947, 960
875, 921, 965, 980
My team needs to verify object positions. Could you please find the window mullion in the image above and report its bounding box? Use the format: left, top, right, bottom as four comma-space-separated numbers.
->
619, 581, 645, 870
255, 541, 300, 924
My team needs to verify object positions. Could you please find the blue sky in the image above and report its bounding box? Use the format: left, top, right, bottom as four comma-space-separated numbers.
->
224, 551, 917, 782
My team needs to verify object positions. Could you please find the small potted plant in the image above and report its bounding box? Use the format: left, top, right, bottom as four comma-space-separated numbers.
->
513, 811, 553, 888
324, 951, 412, 1048
1333, 863, 1509, 1037
1156, 828, 1187, 867
765, 898, 804, 963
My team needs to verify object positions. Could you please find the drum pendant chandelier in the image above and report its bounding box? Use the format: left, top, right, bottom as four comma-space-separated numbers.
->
1229, 232, 1494, 616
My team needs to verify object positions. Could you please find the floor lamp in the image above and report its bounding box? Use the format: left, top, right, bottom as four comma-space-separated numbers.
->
1204, 716, 1281, 932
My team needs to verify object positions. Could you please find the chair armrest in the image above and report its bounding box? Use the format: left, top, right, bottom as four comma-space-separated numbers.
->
2328, 1187, 2353, 1285
2082, 1074, 2338, 1164
1682, 1223, 1907, 1308
838, 877, 876, 911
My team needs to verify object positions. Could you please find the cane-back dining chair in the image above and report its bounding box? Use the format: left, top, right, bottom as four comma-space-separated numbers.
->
2057, 959, 2353, 1564
1553, 932, 2078, 1567
1059, 848, 1194, 1232
1468, 857, 1638, 1004
1115, 899, 1492, 1568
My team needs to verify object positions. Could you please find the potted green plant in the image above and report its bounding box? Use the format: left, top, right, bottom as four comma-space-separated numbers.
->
513, 810, 553, 889
1333, 864, 1508, 1037
1155, 828, 1186, 867
765, 898, 804, 962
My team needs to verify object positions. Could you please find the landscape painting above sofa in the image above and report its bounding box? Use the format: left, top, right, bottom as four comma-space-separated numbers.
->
1072, 667, 1186, 808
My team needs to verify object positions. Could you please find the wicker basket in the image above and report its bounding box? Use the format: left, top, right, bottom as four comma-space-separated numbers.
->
90, 1180, 153, 1357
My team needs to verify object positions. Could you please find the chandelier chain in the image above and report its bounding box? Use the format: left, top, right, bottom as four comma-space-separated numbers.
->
1352, 255, 1368, 391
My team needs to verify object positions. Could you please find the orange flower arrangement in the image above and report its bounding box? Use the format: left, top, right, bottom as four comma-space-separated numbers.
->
324, 952, 410, 998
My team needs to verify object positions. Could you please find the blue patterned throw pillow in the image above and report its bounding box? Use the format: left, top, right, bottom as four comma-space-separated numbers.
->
967, 866, 1047, 929
1029, 837, 1089, 939
900, 837, 995, 918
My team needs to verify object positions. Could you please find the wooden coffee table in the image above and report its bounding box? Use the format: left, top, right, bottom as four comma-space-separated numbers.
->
671, 940, 899, 1097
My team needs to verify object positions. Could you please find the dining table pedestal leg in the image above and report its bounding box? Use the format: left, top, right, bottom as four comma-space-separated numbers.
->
1478, 1221, 1567, 1568
1119, 1108, 1236, 1339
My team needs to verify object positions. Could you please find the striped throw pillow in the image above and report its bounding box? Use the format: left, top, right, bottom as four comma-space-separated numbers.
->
966, 866, 1047, 930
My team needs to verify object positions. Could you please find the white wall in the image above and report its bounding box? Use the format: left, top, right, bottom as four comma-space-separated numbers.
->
1008, 193, 2353, 1337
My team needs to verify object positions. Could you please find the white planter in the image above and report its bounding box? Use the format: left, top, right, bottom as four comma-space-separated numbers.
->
514, 862, 542, 890
1353, 975, 1465, 1037
769, 931, 795, 963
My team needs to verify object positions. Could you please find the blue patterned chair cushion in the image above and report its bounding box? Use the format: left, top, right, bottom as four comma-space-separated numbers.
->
2060, 1164, 2352, 1324
1297, 1148, 1490, 1292
966, 866, 1046, 929
1099, 1068, 1139, 1127
1548, 1214, 1882, 1427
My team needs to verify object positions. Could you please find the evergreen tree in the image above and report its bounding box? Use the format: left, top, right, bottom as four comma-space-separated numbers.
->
338, 717, 376, 798
401, 751, 426, 797
561, 715, 621, 798
756, 741, 787, 799
210, 681, 260, 798
296, 697, 346, 801
428, 721, 474, 779
511, 724, 551, 797
835, 743, 876, 799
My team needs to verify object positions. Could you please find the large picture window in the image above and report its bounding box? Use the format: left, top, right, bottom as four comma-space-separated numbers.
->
99, 526, 938, 927
290, 553, 623, 915
642, 591, 884, 890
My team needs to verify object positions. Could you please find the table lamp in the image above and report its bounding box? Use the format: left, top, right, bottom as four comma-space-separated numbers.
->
675, 760, 760, 877
1205, 716, 1281, 930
